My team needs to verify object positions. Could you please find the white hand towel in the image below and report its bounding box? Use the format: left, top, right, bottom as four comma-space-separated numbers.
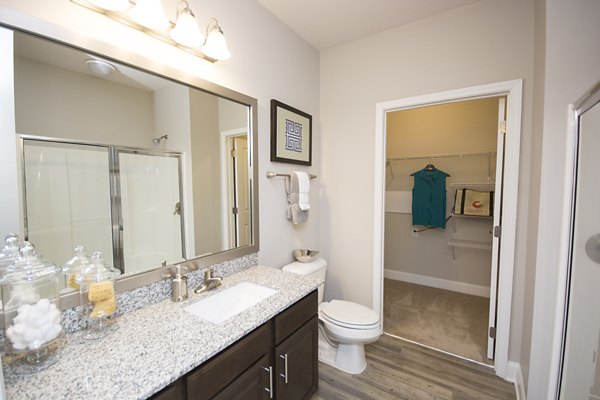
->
293, 171, 310, 211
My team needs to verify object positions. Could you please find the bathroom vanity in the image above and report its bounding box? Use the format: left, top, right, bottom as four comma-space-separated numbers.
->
156, 289, 318, 400
1, 266, 319, 400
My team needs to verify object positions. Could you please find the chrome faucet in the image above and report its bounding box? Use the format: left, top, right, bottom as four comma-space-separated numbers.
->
194, 268, 222, 294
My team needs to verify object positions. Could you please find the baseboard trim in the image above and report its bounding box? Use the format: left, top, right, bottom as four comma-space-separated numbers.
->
384, 269, 490, 298
507, 361, 526, 400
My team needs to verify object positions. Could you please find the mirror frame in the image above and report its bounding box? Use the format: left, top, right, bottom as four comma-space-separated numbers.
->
0, 12, 259, 310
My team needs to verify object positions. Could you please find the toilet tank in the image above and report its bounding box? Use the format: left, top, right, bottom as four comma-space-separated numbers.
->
282, 257, 326, 303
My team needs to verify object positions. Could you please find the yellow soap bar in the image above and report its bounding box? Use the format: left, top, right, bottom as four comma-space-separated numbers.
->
90, 298, 116, 319
88, 281, 115, 303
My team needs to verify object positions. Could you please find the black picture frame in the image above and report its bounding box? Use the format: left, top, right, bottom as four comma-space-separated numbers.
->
270, 99, 312, 166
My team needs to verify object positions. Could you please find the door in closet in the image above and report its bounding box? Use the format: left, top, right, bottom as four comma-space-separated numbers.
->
487, 97, 506, 359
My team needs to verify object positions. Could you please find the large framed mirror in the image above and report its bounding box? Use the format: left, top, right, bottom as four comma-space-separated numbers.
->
0, 21, 259, 308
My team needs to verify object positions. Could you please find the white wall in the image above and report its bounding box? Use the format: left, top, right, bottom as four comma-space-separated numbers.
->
189, 90, 222, 255
0, 0, 321, 268
527, 0, 600, 397
14, 56, 154, 147
319, 0, 535, 369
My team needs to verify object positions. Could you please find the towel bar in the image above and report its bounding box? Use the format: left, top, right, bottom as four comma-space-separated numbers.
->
266, 171, 317, 179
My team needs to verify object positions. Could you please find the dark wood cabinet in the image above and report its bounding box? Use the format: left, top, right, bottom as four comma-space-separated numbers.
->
149, 380, 185, 400
213, 354, 271, 400
275, 316, 318, 400
149, 290, 318, 400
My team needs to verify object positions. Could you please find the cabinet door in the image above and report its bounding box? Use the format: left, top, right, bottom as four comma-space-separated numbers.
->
187, 322, 271, 399
214, 354, 272, 400
275, 316, 318, 400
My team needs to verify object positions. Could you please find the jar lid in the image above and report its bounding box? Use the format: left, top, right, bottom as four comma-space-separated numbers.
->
2, 242, 61, 283
76, 252, 121, 283
0, 233, 20, 269
62, 245, 90, 274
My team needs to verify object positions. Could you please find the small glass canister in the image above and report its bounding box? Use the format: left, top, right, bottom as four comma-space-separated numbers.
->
75, 251, 121, 339
62, 245, 90, 292
1, 242, 63, 370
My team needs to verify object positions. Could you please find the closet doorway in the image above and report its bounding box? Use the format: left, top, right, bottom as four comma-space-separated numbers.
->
373, 80, 523, 380
383, 96, 504, 365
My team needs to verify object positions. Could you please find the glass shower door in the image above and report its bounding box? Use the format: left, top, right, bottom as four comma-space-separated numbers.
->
560, 93, 600, 398
23, 140, 113, 267
117, 151, 183, 274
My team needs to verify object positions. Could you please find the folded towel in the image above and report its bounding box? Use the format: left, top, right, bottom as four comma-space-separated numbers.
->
293, 171, 310, 211
285, 173, 309, 224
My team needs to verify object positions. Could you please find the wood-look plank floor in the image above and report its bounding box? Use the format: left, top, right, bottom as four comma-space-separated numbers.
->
311, 335, 516, 400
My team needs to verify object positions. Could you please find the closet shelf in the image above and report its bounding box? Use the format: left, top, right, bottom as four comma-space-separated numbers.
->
449, 182, 495, 187
450, 213, 493, 219
448, 238, 492, 250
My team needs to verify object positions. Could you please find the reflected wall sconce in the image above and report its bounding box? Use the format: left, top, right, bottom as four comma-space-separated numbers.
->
72, 0, 231, 62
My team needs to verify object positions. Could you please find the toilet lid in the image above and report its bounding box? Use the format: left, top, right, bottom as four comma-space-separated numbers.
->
320, 300, 379, 328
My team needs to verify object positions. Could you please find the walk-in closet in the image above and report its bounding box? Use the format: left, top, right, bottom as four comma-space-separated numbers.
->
383, 96, 505, 364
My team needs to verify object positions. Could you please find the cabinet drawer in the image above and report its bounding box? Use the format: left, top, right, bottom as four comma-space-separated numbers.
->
274, 290, 317, 345
186, 321, 272, 399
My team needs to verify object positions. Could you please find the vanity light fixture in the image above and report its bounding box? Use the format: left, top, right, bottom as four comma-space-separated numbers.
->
201, 18, 231, 60
72, 0, 231, 62
170, 1, 204, 48
129, 0, 170, 30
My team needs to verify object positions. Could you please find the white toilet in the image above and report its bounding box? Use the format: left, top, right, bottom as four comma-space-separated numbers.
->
282, 257, 381, 374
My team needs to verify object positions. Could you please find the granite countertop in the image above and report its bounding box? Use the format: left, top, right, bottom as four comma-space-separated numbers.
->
2, 265, 319, 400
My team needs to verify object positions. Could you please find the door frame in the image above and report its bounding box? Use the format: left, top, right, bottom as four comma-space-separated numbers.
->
373, 79, 523, 379
549, 86, 600, 399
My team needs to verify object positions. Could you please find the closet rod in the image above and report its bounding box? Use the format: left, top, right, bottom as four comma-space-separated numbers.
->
266, 171, 317, 179
388, 151, 496, 162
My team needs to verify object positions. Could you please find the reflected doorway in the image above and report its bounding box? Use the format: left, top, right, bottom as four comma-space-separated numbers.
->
221, 130, 250, 249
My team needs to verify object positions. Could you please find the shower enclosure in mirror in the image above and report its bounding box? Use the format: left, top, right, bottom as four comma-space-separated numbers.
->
0, 23, 258, 302
559, 84, 600, 398
22, 138, 184, 279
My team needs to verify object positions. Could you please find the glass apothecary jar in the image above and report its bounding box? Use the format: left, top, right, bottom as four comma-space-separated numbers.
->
0, 233, 20, 277
75, 251, 120, 339
62, 245, 90, 292
1, 242, 63, 371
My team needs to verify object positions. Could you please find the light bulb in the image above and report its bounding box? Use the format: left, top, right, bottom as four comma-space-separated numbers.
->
129, 0, 170, 30
170, 10, 204, 48
88, 0, 131, 12
201, 25, 231, 60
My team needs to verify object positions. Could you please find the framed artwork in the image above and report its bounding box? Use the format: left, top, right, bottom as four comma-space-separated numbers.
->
270, 99, 312, 166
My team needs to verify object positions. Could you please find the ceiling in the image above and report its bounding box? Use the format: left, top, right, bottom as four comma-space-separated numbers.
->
15, 31, 168, 92
256, 0, 479, 50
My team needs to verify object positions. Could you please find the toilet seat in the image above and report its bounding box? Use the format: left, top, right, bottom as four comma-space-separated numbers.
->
320, 300, 380, 330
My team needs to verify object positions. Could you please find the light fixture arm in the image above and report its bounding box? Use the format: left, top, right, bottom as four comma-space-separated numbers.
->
176, 0, 194, 18
205, 17, 223, 38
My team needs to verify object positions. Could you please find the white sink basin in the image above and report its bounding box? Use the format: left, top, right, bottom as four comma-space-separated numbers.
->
183, 282, 278, 324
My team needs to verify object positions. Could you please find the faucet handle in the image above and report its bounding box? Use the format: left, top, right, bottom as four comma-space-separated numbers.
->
204, 268, 215, 279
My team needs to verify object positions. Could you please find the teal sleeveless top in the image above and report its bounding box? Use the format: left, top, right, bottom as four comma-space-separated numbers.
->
411, 168, 449, 228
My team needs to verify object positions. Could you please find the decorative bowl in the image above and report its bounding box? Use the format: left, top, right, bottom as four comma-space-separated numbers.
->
293, 249, 319, 263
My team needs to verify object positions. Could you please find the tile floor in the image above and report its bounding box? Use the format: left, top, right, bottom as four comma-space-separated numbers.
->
384, 279, 491, 364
